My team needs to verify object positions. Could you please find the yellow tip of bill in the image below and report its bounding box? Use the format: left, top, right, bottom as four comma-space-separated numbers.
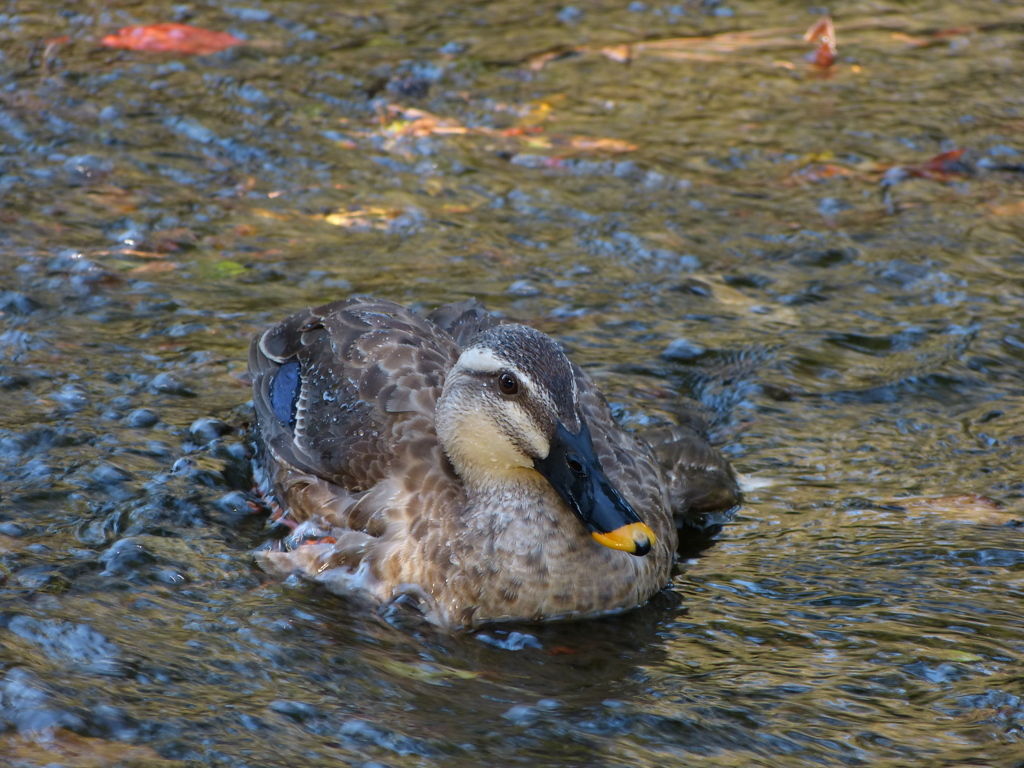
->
591, 522, 655, 556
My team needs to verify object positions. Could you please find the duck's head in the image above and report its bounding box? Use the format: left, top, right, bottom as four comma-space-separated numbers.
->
436, 324, 655, 557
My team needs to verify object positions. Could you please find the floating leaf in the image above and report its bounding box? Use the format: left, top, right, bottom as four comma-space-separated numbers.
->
127, 261, 178, 275
101, 23, 243, 56
209, 260, 247, 279
525, 16, 924, 70
676, 275, 801, 326
251, 208, 291, 221
987, 199, 1024, 217
382, 107, 468, 139
601, 44, 631, 63
524, 47, 581, 71
323, 207, 402, 230
375, 657, 480, 683
376, 104, 633, 158
498, 126, 545, 138
522, 136, 552, 150
804, 16, 837, 68
911, 647, 984, 663
561, 136, 637, 154
785, 163, 862, 186
547, 645, 578, 655
903, 148, 972, 181
150, 227, 198, 253
891, 26, 975, 48
872, 494, 1012, 525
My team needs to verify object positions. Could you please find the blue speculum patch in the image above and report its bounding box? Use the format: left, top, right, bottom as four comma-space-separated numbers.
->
270, 359, 301, 431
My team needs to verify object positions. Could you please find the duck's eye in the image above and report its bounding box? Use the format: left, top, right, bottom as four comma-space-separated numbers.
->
497, 372, 520, 396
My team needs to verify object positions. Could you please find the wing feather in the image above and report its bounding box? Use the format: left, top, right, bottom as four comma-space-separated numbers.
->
250, 297, 462, 501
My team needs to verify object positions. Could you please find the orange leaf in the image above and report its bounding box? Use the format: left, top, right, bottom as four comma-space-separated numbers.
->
498, 126, 544, 137
891, 32, 937, 48
904, 148, 970, 181
893, 26, 975, 48
322, 207, 402, 230
562, 136, 637, 154
803, 16, 835, 44
812, 40, 836, 67
127, 261, 178, 274
785, 163, 860, 186
987, 199, 1024, 217
101, 23, 243, 55
922, 147, 966, 169
804, 16, 836, 68
601, 44, 632, 63
524, 48, 582, 71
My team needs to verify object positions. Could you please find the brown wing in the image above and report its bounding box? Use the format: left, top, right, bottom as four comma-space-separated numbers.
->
574, 363, 740, 538
249, 297, 462, 495
641, 422, 740, 521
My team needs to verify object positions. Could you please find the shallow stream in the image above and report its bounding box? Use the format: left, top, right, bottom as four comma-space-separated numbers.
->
1, 1, 1023, 766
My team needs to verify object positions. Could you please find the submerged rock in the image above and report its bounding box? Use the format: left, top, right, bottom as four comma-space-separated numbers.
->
4, 616, 123, 676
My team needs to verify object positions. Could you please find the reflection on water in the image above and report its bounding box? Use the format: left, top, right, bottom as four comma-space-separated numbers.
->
1, 0, 1023, 765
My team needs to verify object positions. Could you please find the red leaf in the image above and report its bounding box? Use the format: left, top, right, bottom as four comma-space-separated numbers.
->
101, 23, 243, 56
803, 16, 836, 68
906, 148, 970, 181
812, 41, 836, 68
546, 645, 578, 655
922, 148, 966, 171
498, 126, 544, 137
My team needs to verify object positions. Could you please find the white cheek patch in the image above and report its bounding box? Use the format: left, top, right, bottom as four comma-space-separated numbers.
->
443, 348, 558, 476
454, 409, 533, 470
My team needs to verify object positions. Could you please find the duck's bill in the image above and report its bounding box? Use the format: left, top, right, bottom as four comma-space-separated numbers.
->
534, 421, 655, 557
590, 522, 655, 555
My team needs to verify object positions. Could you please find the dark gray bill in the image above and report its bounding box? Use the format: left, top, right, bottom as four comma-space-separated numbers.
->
533, 421, 654, 556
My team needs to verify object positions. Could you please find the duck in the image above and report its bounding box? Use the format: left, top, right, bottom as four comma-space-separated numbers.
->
249, 297, 739, 629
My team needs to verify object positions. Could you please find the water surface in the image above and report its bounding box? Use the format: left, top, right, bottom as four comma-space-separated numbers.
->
1, 1, 1022, 766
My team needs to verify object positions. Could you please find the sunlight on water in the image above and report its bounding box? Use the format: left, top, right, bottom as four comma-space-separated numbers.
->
0, 1, 1022, 765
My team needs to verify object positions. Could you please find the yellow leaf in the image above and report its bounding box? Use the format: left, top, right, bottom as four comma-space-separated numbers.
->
127, 261, 178, 274
602, 44, 631, 63
376, 657, 480, 683
251, 208, 291, 221
323, 207, 401, 230
564, 136, 637, 154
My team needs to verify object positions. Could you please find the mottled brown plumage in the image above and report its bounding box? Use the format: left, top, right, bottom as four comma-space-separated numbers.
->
249, 297, 739, 629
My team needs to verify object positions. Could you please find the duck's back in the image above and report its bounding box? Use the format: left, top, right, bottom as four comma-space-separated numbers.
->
249, 298, 466, 513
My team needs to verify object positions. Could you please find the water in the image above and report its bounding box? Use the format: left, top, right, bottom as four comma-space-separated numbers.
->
1, 1, 1023, 766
